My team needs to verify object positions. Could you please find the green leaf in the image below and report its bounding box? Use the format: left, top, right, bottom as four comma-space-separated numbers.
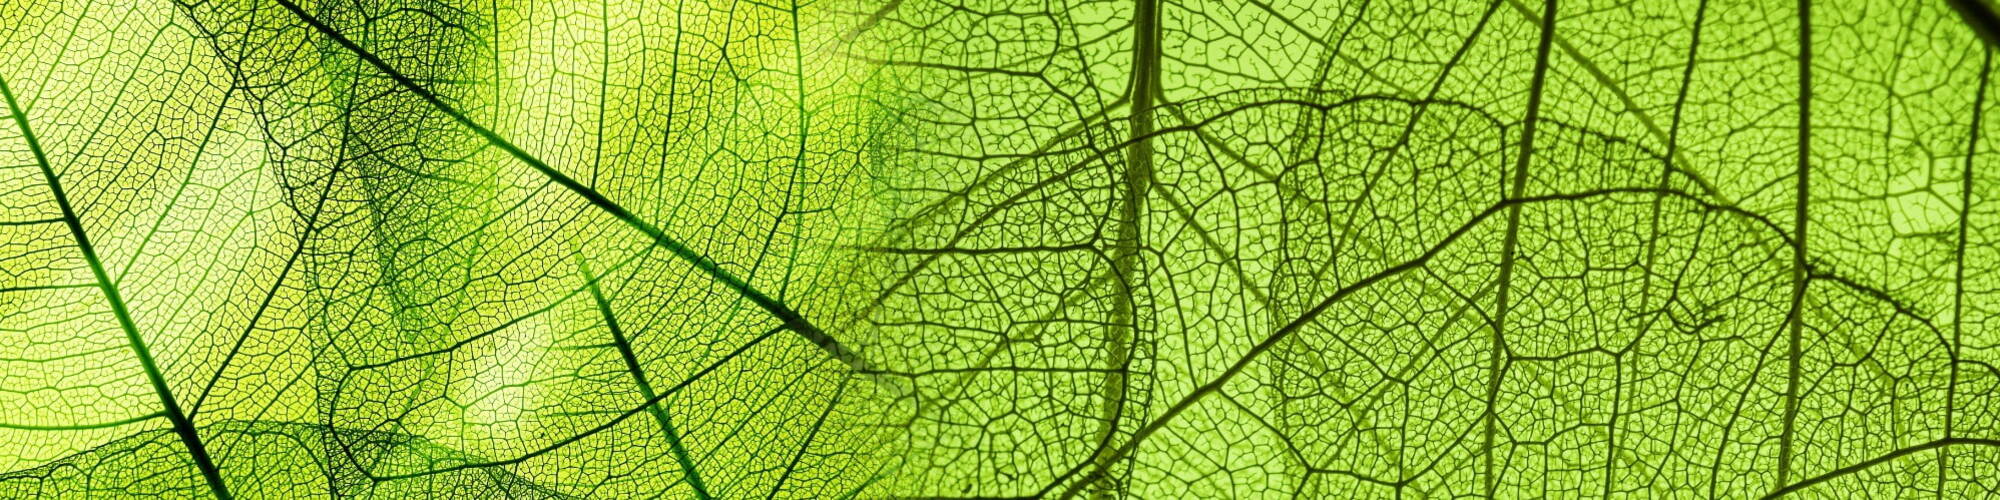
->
5, 0, 2000, 498
845, 0, 2000, 497
0, 0, 892, 497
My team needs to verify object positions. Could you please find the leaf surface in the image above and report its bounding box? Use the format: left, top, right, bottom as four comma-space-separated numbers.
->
4, 0, 2000, 498
845, 0, 2000, 496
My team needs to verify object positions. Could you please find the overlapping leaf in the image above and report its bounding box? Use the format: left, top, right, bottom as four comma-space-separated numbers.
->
6, 0, 2000, 497
0, 0, 895, 497
845, 0, 2000, 497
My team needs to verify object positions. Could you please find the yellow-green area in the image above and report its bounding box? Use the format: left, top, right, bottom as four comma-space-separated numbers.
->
0, 0, 892, 497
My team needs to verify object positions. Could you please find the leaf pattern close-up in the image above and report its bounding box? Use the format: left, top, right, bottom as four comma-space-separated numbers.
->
2, 0, 2000, 498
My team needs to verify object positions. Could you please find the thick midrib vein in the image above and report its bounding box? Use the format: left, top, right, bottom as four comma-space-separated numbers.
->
268, 0, 869, 372
1080, 0, 1163, 493
579, 259, 712, 499
1481, 0, 1557, 496
1938, 42, 1990, 495
1774, 0, 1812, 487
0, 75, 233, 500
